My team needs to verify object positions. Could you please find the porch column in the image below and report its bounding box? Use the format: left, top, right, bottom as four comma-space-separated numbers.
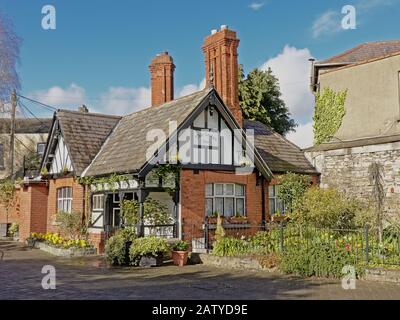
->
137, 179, 149, 237
169, 188, 180, 239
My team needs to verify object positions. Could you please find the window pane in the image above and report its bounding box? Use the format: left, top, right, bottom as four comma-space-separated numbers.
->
215, 184, 224, 196
269, 201, 276, 216
205, 184, 213, 197
235, 184, 244, 196
277, 199, 285, 215
224, 198, 234, 217
236, 198, 245, 216
215, 198, 223, 215
206, 198, 213, 216
268, 186, 275, 198
224, 184, 234, 196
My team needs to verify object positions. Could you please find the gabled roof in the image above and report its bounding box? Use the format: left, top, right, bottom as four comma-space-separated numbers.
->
0, 118, 52, 134
318, 40, 400, 64
245, 120, 318, 175
84, 88, 213, 177
52, 110, 121, 175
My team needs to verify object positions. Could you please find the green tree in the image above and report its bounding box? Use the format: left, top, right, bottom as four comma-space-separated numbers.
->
277, 173, 311, 213
0, 179, 16, 224
238, 66, 296, 135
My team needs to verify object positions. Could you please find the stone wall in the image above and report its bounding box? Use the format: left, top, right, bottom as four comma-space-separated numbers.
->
305, 142, 400, 222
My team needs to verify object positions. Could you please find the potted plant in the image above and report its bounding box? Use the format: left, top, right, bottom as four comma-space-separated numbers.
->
171, 240, 189, 267
129, 236, 170, 267
208, 211, 223, 225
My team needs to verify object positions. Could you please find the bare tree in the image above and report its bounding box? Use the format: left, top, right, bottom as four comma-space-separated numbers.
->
0, 12, 20, 109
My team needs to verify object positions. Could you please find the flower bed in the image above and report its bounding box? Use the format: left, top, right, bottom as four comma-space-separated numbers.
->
27, 232, 96, 257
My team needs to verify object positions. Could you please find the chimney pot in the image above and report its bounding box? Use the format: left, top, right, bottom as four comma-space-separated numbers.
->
221, 25, 228, 30
211, 29, 217, 35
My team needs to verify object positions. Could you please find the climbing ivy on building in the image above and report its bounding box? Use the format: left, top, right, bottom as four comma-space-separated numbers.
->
313, 87, 347, 145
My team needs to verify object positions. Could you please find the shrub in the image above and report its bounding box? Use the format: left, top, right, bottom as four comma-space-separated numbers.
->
129, 236, 169, 266
279, 240, 363, 278
105, 228, 137, 266
293, 187, 363, 229
172, 240, 189, 251
56, 211, 87, 240
8, 222, 19, 237
213, 237, 251, 257
250, 229, 281, 254
277, 173, 311, 213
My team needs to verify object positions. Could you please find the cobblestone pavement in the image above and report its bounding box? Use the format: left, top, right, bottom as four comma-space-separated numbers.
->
1, 240, 400, 300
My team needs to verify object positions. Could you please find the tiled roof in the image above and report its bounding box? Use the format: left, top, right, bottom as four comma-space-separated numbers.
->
318, 40, 400, 64
0, 118, 52, 134
84, 88, 213, 177
57, 110, 121, 176
245, 120, 318, 175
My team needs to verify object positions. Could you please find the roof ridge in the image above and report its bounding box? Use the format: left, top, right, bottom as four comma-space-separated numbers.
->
123, 87, 212, 118
58, 109, 122, 119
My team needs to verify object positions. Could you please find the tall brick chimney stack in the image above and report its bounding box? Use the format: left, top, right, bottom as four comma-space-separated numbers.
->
202, 25, 242, 125
149, 52, 175, 107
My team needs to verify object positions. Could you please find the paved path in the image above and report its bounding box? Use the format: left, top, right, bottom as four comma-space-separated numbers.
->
1, 240, 400, 300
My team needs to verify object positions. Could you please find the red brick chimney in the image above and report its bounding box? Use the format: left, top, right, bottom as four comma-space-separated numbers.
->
149, 52, 175, 107
202, 25, 242, 125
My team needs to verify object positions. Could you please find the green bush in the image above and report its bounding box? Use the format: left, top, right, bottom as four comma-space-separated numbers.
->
277, 173, 311, 213
56, 211, 87, 240
250, 229, 280, 254
213, 237, 251, 257
279, 240, 363, 278
105, 228, 137, 266
8, 222, 19, 237
292, 187, 364, 229
129, 236, 169, 266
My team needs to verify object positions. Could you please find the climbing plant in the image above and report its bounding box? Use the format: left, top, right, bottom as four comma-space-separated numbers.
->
313, 87, 347, 145
0, 179, 16, 225
77, 173, 129, 192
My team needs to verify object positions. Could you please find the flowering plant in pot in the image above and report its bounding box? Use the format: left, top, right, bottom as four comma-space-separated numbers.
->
228, 212, 249, 224
171, 240, 189, 267
208, 211, 223, 225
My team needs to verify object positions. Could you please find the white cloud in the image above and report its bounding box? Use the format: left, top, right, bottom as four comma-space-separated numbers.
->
249, 2, 265, 11
260, 45, 314, 124
311, 10, 342, 39
177, 78, 206, 98
28, 83, 86, 108
99, 86, 151, 115
28, 79, 207, 116
286, 121, 314, 149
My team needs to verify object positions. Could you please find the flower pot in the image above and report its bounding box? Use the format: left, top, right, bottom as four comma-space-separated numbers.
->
172, 250, 189, 267
139, 254, 164, 267
26, 238, 36, 248
228, 217, 249, 225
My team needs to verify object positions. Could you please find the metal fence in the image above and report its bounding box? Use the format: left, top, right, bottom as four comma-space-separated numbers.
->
186, 220, 400, 267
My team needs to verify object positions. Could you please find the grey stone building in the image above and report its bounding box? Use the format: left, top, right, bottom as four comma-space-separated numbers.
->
305, 41, 400, 222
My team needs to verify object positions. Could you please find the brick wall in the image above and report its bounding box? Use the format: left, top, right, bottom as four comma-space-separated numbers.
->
180, 169, 268, 241
19, 183, 48, 241
47, 177, 85, 233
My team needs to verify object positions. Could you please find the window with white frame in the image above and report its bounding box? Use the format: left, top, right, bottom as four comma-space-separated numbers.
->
57, 187, 73, 213
205, 183, 245, 217
92, 194, 104, 211
269, 185, 285, 216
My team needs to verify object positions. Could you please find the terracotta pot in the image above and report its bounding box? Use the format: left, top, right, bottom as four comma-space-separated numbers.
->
172, 250, 189, 267
228, 217, 248, 224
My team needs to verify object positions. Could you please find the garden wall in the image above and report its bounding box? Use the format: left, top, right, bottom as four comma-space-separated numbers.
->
305, 142, 400, 222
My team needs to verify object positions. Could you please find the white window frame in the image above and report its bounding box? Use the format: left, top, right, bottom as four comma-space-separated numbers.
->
92, 194, 104, 211
57, 187, 73, 214
205, 183, 246, 217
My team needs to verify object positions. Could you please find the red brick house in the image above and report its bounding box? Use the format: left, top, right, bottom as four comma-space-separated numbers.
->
16, 26, 317, 252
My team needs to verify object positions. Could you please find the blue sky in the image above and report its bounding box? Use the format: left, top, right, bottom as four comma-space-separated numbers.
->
1, 0, 399, 146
